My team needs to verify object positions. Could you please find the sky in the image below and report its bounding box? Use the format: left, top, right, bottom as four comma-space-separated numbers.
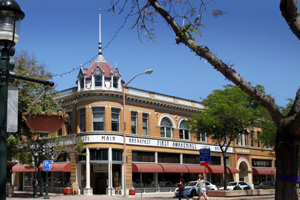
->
15, 0, 300, 108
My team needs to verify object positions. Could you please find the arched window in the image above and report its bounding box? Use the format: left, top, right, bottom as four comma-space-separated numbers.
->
160, 117, 172, 138
95, 76, 102, 87
179, 120, 190, 140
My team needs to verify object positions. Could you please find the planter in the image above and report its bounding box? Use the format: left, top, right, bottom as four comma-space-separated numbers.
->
208, 189, 275, 197
6, 186, 14, 197
63, 188, 73, 195
23, 112, 64, 133
129, 189, 136, 195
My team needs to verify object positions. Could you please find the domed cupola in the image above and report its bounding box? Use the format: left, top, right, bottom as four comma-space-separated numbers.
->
77, 9, 123, 92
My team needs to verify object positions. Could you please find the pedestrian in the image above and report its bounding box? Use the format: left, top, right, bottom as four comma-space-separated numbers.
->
197, 174, 209, 200
178, 176, 189, 200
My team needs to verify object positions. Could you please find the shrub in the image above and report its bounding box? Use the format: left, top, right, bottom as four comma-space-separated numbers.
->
233, 186, 242, 190
244, 186, 252, 190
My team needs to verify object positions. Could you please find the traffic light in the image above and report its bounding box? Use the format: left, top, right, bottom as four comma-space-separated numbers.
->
41, 146, 45, 155
49, 146, 54, 156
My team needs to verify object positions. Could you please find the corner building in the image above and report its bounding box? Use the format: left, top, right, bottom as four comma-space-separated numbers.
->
54, 48, 275, 195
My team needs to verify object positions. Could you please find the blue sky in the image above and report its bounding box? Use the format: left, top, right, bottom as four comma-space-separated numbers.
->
16, 0, 300, 107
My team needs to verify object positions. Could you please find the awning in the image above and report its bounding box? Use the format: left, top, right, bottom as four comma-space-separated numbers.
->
207, 166, 239, 174
160, 164, 189, 173
252, 168, 276, 175
132, 163, 164, 173
12, 163, 71, 173
184, 165, 206, 173
47, 163, 71, 172
12, 165, 35, 173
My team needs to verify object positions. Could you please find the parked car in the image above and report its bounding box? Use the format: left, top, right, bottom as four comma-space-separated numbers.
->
174, 181, 218, 197
219, 181, 251, 190
255, 181, 275, 189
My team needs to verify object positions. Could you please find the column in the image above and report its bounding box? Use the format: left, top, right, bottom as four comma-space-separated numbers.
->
106, 148, 114, 195
83, 148, 93, 195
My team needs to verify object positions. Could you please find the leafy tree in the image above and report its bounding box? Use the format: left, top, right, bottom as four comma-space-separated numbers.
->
187, 84, 266, 189
109, 1, 300, 199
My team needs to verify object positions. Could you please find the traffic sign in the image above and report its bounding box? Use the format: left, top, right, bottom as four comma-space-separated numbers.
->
200, 162, 210, 166
200, 148, 211, 162
43, 160, 52, 171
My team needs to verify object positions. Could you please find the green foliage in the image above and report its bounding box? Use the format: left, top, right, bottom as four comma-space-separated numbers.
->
244, 186, 252, 190
187, 84, 267, 149
179, 23, 203, 40
233, 186, 242, 190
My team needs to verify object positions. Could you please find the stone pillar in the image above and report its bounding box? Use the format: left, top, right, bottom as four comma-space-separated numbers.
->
83, 148, 93, 195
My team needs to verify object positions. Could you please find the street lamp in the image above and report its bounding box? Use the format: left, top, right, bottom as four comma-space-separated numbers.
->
122, 69, 153, 197
33, 147, 39, 198
0, 1, 24, 200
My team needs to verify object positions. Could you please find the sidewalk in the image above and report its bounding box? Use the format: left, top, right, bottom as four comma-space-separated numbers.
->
7, 191, 275, 200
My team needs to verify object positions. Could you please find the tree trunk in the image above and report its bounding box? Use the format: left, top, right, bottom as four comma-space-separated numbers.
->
222, 150, 228, 190
275, 133, 299, 200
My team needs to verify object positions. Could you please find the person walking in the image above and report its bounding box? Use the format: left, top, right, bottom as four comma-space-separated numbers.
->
178, 176, 189, 200
197, 174, 209, 200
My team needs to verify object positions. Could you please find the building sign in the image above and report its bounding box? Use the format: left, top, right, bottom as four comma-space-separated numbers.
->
252, 159, 272, 167
78, 135, 233, 153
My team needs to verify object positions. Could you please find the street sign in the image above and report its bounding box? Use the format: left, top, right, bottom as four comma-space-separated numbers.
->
43, 160, 52, 171
200, 162, 210, 166
200, 148, 211, 162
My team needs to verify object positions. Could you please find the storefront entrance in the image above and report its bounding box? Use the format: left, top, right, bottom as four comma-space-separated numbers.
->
92, 172, 108, 194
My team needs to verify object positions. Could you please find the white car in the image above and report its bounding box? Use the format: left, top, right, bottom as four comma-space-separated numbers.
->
219, 181, 251, 190
174, 181, 218, 197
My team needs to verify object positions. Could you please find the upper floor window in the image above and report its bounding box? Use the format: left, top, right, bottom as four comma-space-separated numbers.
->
160, 117, 172, 138
79, 108, 86, 132
257, 131, 261, 147
142, 113, 149, 136
80, 78, 84, 89
179, 120, 190, 140
113, 77, 118, 88
95, 76, 102, 87
111, 108, 120, 132
251, 130, 255, 147
66, 112, 72, 135
197, 133, 206, 142
131, 111, 137, 134
57, 128, 62, 136
93, 107, 105, 131
90, 148, 108, 161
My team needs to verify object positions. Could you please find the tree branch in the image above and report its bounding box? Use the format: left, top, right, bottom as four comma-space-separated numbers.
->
149, 0, 284, 129
280, 0, 300, 40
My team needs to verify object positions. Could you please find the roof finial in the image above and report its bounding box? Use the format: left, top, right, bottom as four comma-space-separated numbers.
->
98, 9, 102, 55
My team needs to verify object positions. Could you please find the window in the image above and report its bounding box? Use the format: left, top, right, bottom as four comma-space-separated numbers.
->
257, 131, 261, 147
95, 76, 102, 86
251, 130, 255, 147
183, 154, 199, 164
244, 134, 247, 146
113, 77, 118, 88
80, 78, 84, 89
93, 107, 105, 131
158, 152, 180, 163
90, 148, 108, 161
131, 112, 137, 134
79, 108, 85, 132
57, 128, 62, 136
132, 151, 155, 162
111, 108, 120, 132
142, 113, 149, 136
197, 133, 206, 142
112, 149, 123, 161
66, 112, 72, 135
160, 117, 172, 138
179, 120, 190, 140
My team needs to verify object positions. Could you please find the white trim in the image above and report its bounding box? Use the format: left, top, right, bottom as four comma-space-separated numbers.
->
158, 114, 175, 128
129, 108, 140, 112
141, 110, 151, 114
89, 104, 107, 108
109, 105, 122, 109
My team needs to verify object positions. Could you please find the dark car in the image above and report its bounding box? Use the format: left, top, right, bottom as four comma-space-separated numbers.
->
255, 181, 276, 189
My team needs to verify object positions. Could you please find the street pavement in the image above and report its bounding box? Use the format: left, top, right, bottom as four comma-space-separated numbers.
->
7, 191, 277, 200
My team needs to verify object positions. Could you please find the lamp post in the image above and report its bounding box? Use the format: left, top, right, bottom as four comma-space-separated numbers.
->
0, 1, 24, 200
33, 147, 39, 198
122, 69, 153, 197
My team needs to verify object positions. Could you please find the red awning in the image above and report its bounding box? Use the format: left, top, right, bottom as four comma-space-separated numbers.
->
47, 163, 71, 172
132, 163, 164, 173
252, 168, 276, 175
184, 165, 206, 173
160, 164, 189, 173
12, 165, 36, 173
207, 166, 239, 174
12, 163, 71, 173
